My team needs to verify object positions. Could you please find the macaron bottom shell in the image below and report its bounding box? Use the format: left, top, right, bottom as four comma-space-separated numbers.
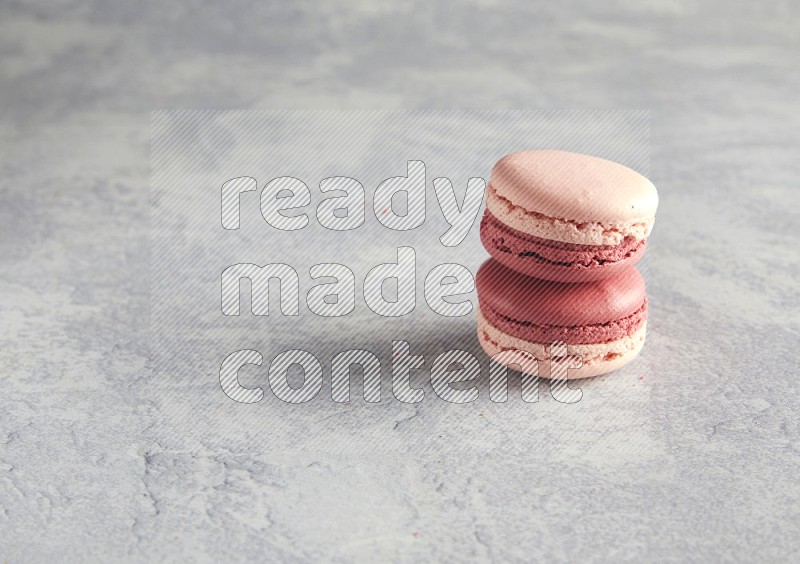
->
480, 210, 647, 283
477, 309, 646, 380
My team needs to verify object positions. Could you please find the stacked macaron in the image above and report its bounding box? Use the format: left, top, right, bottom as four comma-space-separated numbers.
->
476, 150, 658, 379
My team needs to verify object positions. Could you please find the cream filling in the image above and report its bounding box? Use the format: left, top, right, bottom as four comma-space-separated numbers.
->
486, 183, 654, 246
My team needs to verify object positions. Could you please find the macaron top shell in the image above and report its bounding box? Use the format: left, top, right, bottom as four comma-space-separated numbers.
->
489, 150, 658, 223
476, 258, 646, 327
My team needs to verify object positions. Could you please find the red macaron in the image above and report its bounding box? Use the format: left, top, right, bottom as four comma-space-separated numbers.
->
476, 258, 648, 379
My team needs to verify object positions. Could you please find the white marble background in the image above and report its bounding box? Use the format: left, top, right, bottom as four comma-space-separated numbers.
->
1, 1, 798, 562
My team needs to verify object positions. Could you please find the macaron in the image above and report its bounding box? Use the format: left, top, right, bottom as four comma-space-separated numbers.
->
480, 150, 658, 282
476, 258, 648, 379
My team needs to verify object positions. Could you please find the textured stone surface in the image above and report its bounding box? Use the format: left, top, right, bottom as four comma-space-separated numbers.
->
1, 1, 799, 562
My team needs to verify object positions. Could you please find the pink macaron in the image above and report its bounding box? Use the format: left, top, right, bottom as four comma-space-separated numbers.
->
480, 150, 658, 282
476, 258, 648, 379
